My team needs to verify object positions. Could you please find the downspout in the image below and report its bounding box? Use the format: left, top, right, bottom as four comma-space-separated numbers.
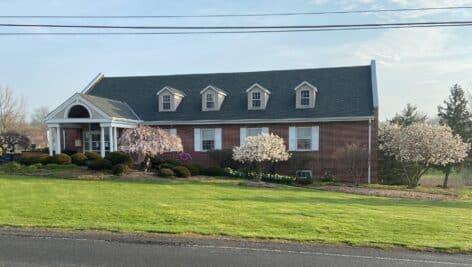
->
368, 118, 372, 184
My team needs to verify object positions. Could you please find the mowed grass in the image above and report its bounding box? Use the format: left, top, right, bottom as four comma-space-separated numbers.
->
0, 175, 471, 252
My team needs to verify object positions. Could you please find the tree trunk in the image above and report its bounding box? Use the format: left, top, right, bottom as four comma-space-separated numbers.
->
443, 170, 450, 188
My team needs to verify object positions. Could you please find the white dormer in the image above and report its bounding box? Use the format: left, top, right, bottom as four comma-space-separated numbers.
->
200, 85, 227, 111
246, 83, 270, 110
157, 86, 186, 112
294, 81, 318, 109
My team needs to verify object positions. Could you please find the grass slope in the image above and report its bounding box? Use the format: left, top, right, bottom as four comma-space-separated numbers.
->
0, 175, 470, 252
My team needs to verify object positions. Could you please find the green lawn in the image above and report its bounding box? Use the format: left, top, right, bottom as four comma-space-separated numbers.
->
0, 175, 471, 252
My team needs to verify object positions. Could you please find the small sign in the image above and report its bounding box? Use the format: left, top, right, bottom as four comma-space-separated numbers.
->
75, 139, 82, 147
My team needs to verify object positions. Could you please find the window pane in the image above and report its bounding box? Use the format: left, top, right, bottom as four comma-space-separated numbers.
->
252, 92, 260, 99
300, 90, 310, 106
247, 128, 263, 137
206, 94, 215, 109
252, 99, 261, 107
162, 95, 171, 110
201, 129, 215, 140
202, 140, 215, 151
297, 139, 311, 150
297, 127, 311, 139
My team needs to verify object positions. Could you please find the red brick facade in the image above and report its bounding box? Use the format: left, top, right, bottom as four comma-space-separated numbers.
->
63, 116, 378, 182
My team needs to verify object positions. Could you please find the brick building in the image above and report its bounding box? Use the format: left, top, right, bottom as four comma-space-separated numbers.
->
45, 61, 379, 183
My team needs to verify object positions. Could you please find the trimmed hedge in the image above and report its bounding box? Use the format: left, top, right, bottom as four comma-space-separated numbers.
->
112, 163, 130, 176
87, 159, 112, 170
158, 163, 175, 170
183, 164, 201, 176
105, 152, 133, 167
49, 154, 72, 165
201, 166, 227, 177
18, 154, 50, 165
84, 152, 101, 161
71, 153, 88, 166
172, 166, 191, 178
158, 168, 174, 177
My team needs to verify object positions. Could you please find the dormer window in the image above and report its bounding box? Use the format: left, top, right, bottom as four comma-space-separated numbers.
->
246, 83, 270, 110
206, 93, 215, 109
200, 85, 227, 111
162, 95, 171, 110
157, 86, 186, 112
294, 81, 318, 109
251, 92, 261, 108
300, 90, 310, 106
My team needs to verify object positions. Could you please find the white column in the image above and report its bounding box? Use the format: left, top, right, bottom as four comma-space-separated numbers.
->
88, 124, 92, 152
100, 126, 105, 157
113, 127, 118, 151
55, 126, 61, 155
47, 128, 53, 156
109, 126, 114, 152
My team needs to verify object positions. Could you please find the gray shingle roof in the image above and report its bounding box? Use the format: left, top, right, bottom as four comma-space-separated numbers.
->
80, 93, 140, 120
86, 65, 375, 122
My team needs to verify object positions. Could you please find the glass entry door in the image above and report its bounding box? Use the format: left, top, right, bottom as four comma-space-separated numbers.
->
83, 130, 110, 153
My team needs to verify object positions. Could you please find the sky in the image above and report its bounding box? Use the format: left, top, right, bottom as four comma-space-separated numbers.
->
0, 0, 471, 121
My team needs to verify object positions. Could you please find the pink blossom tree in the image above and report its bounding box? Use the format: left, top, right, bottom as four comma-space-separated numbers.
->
233, 133, 290, 181
379, 122, 470, 187
118, 126, 183, 171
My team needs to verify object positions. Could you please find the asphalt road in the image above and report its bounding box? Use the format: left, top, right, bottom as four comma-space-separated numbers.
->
0, 229, 470, 267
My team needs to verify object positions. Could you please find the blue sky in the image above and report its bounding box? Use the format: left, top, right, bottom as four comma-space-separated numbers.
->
1, 0, 472, 121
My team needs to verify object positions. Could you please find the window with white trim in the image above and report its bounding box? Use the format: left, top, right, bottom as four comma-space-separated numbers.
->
296, 170, 312, 179
201, 128, 215, 151
247, 127, 263, 137
251, 92, 261, 108
296, 127, 312, 150
162, 95, 171, 110
300, 90, 310, 106
206, 93, 215, 109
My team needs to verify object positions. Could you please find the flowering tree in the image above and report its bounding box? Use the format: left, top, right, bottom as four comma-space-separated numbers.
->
0, 131, 30, 153
232, 133, 290, 181
118, 126, 183, 171
379, 122, 469, 187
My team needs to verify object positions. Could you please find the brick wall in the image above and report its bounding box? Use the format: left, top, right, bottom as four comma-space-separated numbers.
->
159, 119, 378, 183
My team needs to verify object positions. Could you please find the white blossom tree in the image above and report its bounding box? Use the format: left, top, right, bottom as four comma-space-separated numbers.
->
379, 122, 470, 187
233, 133, 290, 181
118, 126, 183, 171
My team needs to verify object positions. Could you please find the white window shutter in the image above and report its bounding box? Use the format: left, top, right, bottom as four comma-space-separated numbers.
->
311, 126, 319, 151
170, 128, 177, 136
262, 127, 269, 134
215, 128, 222, 150
240, 128, 247, 145
194, 128, 201, 152
288, 127, 296, 151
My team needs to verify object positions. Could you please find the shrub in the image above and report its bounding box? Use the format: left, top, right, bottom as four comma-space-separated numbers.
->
18, 154, 50, 165
84, 152, 101, 161
261, 173, 296, 185
158, 163, 175, 170
49, 154, 72, 165
112, 164, 130, 176
320, 173, 336, 183
183, 164, 201, 176
158, 168, 174, 177
162, 159, 182, 166
150, 156, 163, 169
176, 152, 192, 163
207, 149, 239, 168
296, 176, 314, 185
0, 162, 22, 173
105, 151, 133, 167
61, 149, 77, 156
172, 166, 191, 178
71, 153, 88, 166
87, 159, 112, 170
201, 166, 227, 177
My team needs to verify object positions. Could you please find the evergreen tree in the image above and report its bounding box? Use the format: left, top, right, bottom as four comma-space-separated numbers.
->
390, 103, 427, 127
437, 84, 472, 187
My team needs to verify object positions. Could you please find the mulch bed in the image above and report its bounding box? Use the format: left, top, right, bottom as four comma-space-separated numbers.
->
313, 185, 457, 200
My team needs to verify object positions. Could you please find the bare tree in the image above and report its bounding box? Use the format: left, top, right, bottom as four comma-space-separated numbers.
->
30, 106, 49, 128
26, 106, 50, 148
335, 143, 369, 186
0, 86, 26, 133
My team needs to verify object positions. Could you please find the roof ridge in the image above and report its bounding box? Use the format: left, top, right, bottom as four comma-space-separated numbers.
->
100, 64, 370, 79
